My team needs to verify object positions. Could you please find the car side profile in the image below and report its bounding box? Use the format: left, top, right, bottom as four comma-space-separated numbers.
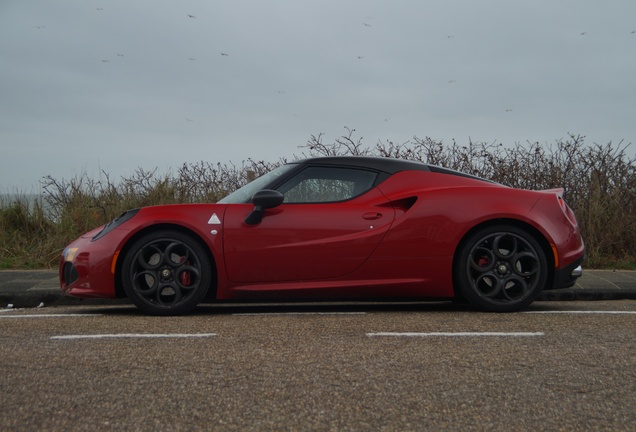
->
60, 156, 585, 315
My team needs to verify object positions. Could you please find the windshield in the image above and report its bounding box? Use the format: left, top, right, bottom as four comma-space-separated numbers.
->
217, 164, 295, 204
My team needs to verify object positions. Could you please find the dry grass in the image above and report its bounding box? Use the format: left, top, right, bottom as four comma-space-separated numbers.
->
1, 132, 634, 269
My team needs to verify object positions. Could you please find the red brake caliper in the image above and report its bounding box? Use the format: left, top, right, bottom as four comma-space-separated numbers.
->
477, 256, 490, 267
179, 257, 191, 286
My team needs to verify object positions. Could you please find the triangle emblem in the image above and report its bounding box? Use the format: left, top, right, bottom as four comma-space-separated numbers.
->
207, 213, 221, 225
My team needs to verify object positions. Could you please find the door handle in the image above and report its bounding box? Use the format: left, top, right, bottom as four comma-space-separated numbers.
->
362, 212, 383, 220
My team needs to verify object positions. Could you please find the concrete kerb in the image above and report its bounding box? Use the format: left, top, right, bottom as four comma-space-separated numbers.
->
0, 269, 635, 309
538, 269, 636, 301
0, 270, 128, 308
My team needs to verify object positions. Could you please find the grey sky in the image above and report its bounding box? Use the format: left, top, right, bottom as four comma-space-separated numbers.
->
1, 0, 635, 191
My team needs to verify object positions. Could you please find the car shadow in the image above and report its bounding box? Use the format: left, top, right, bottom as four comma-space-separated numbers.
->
69, 299, 578, 316
72, 300, 480, 316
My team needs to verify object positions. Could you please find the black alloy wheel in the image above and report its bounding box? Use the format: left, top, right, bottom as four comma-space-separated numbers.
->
122, 230, 212, 316
455, 225, 548, 312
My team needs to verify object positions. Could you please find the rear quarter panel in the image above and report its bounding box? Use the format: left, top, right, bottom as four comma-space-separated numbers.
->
375, 171, 546, 255
363, 171, 556, 296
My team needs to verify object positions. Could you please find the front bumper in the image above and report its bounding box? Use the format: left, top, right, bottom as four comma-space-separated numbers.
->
59, 228, 119, 299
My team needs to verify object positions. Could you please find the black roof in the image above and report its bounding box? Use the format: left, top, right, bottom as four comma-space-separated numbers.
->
293, 156, 491, 183
293, 156, 430, 174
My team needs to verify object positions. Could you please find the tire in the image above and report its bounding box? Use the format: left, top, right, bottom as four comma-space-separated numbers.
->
454, 225, 548, 312
122, 230, 212, 316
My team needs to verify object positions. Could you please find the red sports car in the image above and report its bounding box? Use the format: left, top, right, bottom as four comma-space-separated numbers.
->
60, 156, 584, 315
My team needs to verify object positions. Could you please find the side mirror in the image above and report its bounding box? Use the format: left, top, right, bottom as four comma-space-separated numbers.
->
244, 189, 284, 225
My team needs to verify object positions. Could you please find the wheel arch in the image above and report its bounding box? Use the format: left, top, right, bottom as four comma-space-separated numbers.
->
113, 223, 218, 299
451, 218, 555, 298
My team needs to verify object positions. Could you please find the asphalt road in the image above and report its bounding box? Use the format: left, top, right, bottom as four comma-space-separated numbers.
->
1, 300, 635, 431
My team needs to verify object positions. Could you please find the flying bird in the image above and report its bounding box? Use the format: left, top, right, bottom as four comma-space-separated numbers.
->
580, 32, 587, 35
188, 14, 196, 18
220, 52, 229, 56
362, 23, 371, 27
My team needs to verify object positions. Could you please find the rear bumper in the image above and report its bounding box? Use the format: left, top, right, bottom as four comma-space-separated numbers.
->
549, 257, 584, 290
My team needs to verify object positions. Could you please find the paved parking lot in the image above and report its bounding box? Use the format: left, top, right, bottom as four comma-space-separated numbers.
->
2, 300, 635, 431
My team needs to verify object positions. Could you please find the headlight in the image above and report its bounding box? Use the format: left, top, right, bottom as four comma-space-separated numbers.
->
91, 209, 140, 241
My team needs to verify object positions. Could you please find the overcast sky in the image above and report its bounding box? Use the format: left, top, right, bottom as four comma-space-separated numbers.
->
1, 0, 635, 192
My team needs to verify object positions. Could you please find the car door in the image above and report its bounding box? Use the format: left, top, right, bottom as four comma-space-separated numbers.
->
223, 166, 395, 283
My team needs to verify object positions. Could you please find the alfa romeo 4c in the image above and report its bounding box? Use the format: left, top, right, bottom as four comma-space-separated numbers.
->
60, 156, 584, 315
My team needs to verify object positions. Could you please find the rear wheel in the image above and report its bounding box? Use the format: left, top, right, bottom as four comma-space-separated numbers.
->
122, 230, 212, 316
454, 225, 548, 312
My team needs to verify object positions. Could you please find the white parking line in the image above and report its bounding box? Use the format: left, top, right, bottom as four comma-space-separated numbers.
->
525, 311, 636, 314
51, 333, 217, 340
233, 312, 367, 316
0, 314, 102, 319
366, 332, 545, 337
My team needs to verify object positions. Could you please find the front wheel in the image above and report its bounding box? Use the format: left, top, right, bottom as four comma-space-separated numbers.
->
454, 225, 548, 312
122, 230, 212, 316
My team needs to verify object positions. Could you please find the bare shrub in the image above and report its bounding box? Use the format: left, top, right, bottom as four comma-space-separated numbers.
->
2, 131, 634, 269
303, 127, 372, 156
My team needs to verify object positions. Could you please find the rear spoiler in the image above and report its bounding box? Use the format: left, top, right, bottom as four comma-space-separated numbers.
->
539, 188, 564, 198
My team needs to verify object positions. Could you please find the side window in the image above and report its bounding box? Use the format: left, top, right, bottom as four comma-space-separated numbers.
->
277, 167, 378, 203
